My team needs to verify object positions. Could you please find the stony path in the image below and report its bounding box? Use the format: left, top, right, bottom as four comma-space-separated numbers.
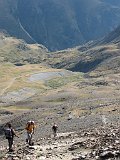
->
1, 126, 120, 160
1, 132, 88, 160
0, 77, 17, 96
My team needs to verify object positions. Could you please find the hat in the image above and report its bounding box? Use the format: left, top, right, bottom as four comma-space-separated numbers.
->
31, 121, 35, 123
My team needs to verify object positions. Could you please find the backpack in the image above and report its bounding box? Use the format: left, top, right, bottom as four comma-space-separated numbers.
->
4, 128, 13, 139
26, 122, 31, 130
25, 121, 35, 132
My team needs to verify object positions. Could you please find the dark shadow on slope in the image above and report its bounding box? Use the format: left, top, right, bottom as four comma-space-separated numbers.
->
14, 63, 25, 66
69, 59, 103, 73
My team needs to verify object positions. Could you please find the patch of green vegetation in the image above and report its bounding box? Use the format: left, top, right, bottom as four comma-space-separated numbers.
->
1, 105, 32, 111
45, 73, 83, 89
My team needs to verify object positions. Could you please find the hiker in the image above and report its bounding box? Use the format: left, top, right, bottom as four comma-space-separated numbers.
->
25, 121, 35, 145
52, 123, 58, 137
4, 123, 18, 152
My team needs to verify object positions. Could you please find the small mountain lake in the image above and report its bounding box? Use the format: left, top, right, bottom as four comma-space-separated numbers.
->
29, 71, 73, 82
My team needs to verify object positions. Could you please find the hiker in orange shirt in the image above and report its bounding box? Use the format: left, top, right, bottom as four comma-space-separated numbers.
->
25, 121, 35, 145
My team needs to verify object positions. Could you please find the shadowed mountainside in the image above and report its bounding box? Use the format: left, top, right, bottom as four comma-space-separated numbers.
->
1, 0, 120, 50
1, 16, 120, 77
0, 25, 120, 75
47, 25, 120, 74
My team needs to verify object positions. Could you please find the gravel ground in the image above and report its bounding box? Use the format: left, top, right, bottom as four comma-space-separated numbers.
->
0, 71, 120, 153
1, 125, 120, 160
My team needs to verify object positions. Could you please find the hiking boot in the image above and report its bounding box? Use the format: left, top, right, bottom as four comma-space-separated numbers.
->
29, 142, 34, 146
9, 149, 14, 152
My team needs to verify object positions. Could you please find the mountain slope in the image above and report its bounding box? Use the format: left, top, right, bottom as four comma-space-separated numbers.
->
0, 0, 35, 44
102, 0, 120, 6
0, 29, 120, 160
99, 26, 120, 44
0, 0, 120, 50
0, 25, 120, 75
47, 26, 120, 74
0, 32, 48, 64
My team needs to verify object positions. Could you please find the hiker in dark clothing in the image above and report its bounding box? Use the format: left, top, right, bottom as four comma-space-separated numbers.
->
52, 123, 58, 137
4, 123, 18, 152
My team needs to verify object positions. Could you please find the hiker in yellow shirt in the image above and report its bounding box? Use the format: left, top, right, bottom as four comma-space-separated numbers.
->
25, 121, 35, 145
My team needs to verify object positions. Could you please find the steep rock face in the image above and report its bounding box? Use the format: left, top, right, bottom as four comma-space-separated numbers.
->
0, 0, 120, 50
0, 0, 35, 43
17, 0, 85, 51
